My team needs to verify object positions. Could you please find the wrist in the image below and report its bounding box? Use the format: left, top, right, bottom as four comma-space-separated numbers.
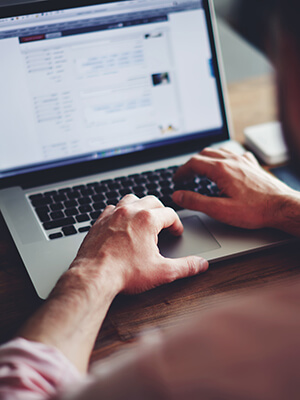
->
54, 256, 123, 305
270, 192, 300, 236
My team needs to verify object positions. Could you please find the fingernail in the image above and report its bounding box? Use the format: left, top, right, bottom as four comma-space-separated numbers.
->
199, 258, 209, 271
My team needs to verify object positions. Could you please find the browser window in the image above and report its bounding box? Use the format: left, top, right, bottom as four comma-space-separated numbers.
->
0, 0, 223, 177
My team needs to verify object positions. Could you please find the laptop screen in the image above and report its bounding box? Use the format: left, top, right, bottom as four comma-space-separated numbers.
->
0, 0, 228, 181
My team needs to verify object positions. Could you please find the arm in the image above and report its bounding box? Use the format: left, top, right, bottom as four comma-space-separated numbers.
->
172, 148, 300, 236
18, 195, 208, 373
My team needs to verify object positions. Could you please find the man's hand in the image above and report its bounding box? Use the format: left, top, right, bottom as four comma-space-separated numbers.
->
172, 148, 300, 234
73, 194, 209, 295
20, 195, 208, 372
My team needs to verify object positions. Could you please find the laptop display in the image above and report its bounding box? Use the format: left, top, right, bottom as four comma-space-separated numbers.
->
0, 0, 228, 183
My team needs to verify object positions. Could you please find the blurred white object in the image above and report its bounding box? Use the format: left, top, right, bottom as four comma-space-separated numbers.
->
244, 121, 289, 165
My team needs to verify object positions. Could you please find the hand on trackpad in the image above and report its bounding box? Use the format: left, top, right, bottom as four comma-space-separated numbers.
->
158, 215, 220, 259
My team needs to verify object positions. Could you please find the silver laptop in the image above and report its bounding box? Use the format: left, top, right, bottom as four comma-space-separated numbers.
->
0, 0, 291, 299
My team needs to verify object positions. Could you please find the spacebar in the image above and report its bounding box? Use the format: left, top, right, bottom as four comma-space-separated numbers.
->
43, 217, 76, 230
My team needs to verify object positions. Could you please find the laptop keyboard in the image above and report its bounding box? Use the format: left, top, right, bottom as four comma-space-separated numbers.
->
28, 166, 220, 240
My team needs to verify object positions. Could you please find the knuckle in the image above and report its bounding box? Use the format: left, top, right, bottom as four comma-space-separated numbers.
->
147, 195, 160, 202
123, 194, 136, 201
216, 160, 228, 174
136, 209, 153, 225
105, 204, 115, 212
114, 205, 131, 219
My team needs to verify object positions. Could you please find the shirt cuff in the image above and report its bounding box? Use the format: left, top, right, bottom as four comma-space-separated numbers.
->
0, 337, 83, 400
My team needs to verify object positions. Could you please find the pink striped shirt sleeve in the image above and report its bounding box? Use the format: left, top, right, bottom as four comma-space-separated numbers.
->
0, 338, 83, 400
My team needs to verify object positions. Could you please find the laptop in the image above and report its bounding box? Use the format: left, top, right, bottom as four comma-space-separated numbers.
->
0, 0, 292, 299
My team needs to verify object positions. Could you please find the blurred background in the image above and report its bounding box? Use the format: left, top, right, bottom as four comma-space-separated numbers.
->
0, 0, 272, 83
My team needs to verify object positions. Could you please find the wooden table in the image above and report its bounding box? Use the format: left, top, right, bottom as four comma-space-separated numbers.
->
0, 76, 299, 365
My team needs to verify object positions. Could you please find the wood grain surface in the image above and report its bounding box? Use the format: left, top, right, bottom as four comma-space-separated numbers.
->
0, 76, 299, 367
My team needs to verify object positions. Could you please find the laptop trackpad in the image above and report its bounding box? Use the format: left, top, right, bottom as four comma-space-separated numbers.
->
158, 216, 220, 258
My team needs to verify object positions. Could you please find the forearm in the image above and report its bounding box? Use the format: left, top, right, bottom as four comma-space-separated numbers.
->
19, 259, 121, 373
271, 192, 300, 236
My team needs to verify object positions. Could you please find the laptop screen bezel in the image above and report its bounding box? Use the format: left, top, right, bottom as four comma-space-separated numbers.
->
0, 0, 230, 189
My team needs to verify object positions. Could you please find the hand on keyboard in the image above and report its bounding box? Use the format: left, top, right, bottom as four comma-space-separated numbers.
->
172, 147, 299, 233
72, 194, 209, 295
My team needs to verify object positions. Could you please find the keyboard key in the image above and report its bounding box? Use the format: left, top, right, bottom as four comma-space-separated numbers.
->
131, 186, 145, 193
78, 197, 92, 205
53, 194, 66, 202
43, 217, 76, 230
29, 193, 43, 201
108, 182, 121, 190
92, 194, 105, 202
36, 210, 50, 223
102, 179, 113, 185
62, 225, 77, 236
146, 182, 159, 191
87, 182, 99, 188
67, 191, 81, 200
94, 184, 108, 193
79, 205, 92, 213
120, 179, 134, 187
81, 188, 94, 196
106, 191, 119, 199
90, 211, 101, 220
140, 171, 152, 176
36, 205, 50, 214
58, 188, 71, 193
135, 176, 147, 184
93, 202, 106, 210
107, 198, 119, 206
147, 174, 160, 182
49, 232, 63, 240
73, 185, 85, 190
50, 203, 64, 211
50, 211, 65, 220
91, 219, 97, 226
79, 226, 90, 233
76, 214, 90, 223
44, 190, 57, 197
159, 179, 171, 188
119, 188, 132, 196
31, 196, 53, 207
64, 200, 78, 208
65, 208, 78, 217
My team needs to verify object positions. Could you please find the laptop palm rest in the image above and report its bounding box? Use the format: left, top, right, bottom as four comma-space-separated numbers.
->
159, 215, 220, 258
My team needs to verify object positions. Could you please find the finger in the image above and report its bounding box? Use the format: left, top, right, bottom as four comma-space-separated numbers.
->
218, 147, 239, 156
150, 207, 184, 236
118, 195, 165, 212
200, 147, 230, 159
100, 204, 115, 218
172, 190, 232, 221
117, 194, 139, 206
135, 195, 165, 209
162, 256, 209, 283
173, 155, 218, 182
243, 151, 260, 165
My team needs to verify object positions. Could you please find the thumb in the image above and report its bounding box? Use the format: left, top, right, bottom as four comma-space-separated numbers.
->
164, 256, 209, 283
